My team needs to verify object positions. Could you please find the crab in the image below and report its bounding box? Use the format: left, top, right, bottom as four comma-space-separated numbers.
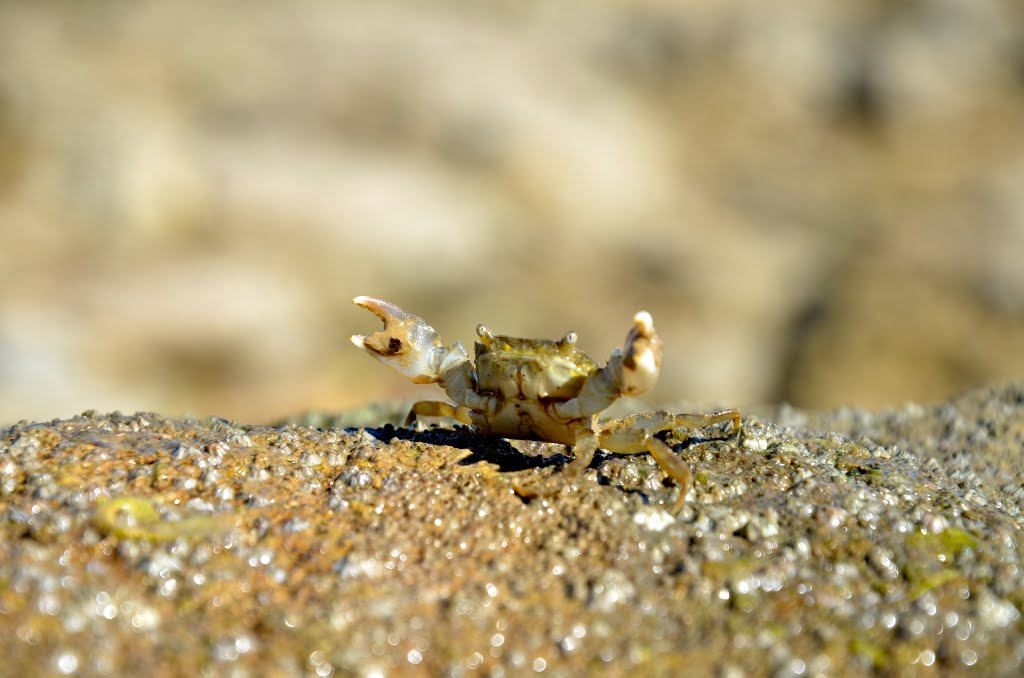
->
350, 296, 741, 512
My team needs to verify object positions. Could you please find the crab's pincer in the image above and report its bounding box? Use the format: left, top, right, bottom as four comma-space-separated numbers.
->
351, 296, 465, 384
619, 310, 663, 396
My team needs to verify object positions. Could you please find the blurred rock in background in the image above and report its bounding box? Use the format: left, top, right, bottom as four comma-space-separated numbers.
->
1, 0, 1022, 425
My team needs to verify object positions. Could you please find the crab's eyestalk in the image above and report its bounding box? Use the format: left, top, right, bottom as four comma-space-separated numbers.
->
476, 324, 494, 347
619, 311, 662, 396
351, 296, 464, 384
556, 331, 578, 354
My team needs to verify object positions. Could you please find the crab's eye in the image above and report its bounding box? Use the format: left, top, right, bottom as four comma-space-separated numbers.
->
476, 324, 493, 345
558, 331, 577, 349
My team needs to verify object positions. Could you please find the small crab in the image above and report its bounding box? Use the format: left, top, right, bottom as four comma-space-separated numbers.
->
351, 296, 740, 511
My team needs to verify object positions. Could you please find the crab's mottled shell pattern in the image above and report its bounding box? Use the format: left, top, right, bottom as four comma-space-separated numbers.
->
474, 335, 597, 401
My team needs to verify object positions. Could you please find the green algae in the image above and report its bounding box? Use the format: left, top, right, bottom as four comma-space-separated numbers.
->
903, 527, 977, 599
93, 496, 228, 542
906, 526, 978, 558
849, 636, 888, 671
275, 400, 412, 429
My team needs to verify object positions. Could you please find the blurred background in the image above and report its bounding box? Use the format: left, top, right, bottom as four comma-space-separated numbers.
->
1, 0, 1023, 426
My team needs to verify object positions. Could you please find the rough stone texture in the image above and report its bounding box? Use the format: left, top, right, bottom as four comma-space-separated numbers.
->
2, 382, 1023, 676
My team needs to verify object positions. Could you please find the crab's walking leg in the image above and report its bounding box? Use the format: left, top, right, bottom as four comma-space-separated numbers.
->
405, 401, 473, 426
647, 438, 692, 514
512, 427, 599, 500
668, 409, 742, 435
598, 409, 741, 512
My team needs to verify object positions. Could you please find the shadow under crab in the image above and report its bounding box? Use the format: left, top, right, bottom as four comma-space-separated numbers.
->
361, 420, 738, 508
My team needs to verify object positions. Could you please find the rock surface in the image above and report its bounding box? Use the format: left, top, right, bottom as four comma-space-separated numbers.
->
2, 383, 1023, 676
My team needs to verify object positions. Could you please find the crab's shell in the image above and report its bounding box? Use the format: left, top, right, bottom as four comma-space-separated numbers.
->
474, 335, 597, 402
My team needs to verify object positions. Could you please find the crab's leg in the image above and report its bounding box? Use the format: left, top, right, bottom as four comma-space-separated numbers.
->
405, 401, 473, 426
511, 410, 740, 509
553, 311, 663, 420
598, 409, 741, 512
351, 296, 497, 413
602, 409, 742, 438
512, 427, 599, 500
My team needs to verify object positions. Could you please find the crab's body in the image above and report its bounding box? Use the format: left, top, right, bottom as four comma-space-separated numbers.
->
351, 296, 740, 511
469, 333, 595, 444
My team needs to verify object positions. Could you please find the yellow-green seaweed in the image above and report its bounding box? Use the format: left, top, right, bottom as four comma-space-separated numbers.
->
906, 527, 978, 560
93, 496, 227, 542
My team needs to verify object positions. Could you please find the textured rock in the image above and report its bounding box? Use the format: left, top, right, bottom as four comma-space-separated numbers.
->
2, 383, 1023, 676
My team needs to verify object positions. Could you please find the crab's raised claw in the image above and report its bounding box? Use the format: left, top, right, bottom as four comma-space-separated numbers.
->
351, 296, 457, 384
619, 310, 663, 396
552, 310, 665, 420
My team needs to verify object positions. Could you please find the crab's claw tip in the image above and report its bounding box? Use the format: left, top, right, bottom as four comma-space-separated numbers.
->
352, 295, 417, 327
350, 334, 367, 350
619, 310, 662, 396
632, 310, 655, 336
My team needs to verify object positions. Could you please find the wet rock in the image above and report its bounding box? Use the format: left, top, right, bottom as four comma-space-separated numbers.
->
1, 382, 1023, 675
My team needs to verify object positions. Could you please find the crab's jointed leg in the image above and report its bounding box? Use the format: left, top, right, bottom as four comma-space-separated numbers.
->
350, 296, 497, 412
598, 409, 740, 512
513, 409, 741, 512
598, 409, 743, 447
553, 310, 664, 420
404, 400, 473, 426
512, 425, 599, 500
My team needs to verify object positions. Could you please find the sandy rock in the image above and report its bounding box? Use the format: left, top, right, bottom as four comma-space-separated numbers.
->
2, 382, 1023, 675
